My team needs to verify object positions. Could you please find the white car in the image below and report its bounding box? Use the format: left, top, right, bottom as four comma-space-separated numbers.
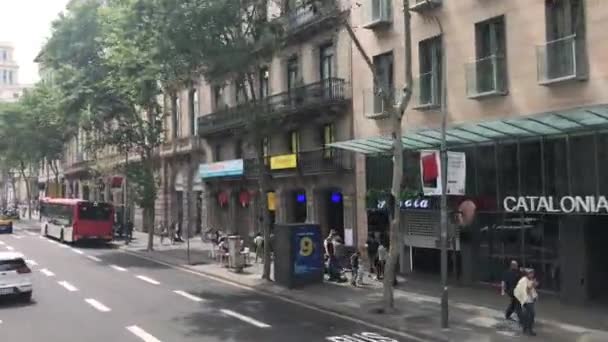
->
0, 252, 33, 302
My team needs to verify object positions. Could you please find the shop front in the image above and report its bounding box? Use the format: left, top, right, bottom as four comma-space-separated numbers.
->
333, 106, 608, 304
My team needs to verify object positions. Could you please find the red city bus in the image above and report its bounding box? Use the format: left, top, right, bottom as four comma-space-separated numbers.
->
39, 198, 114, 243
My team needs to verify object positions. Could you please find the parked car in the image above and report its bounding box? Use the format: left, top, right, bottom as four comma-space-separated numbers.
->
0, 252, 33, 302
0, 218, 12, 234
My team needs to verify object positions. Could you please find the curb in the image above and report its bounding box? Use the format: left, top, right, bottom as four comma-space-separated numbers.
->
122, 248, 447, 342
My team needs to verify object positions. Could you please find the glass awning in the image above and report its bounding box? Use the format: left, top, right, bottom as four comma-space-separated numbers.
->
329, 105, 608, 155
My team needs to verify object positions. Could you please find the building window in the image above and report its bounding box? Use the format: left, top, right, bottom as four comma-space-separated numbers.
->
418, 36, 442, 107
320, 44, 334, 80
472, 16, 507, 95
287, 57, 299, 91
542, 0, 586, 81
214, 145, 221, 161
262, 137, 270, 159
213, 86, 225, 111
372, 52, 394, 114
171, 95, 178, 139
173, 95, 181, 139
7, 70, 13, 85
235, 81, 248, 104
288, 130, 300, 154
191, 89, 199, 136
322, 123, 335, 158
259, 67, 269, 99
235, 139, 243, 159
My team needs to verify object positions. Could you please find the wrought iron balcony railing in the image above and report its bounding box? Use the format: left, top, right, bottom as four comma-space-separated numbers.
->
537, 34, 587, 85
282, 0, 341, 36
465, 55, 508, 99
412, 71, 441, 110
198, 78, 349, 136
243, 148, 352, 179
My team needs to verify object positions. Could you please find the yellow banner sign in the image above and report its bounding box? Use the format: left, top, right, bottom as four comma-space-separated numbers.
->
267, 192, 276, 211
270, 154, 297, 170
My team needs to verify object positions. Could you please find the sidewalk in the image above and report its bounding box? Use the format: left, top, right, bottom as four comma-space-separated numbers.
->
118, 231, 608, 341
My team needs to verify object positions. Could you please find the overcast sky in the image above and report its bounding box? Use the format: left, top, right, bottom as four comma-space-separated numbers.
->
0, 0, 71, 85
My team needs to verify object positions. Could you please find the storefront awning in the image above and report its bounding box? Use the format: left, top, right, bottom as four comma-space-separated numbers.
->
329, 105, 608, 155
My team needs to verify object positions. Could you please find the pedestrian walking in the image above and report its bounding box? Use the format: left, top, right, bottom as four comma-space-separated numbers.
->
174, 221, 184, 242
365, 234, 379, 277
514, 269, 539, 336
350, 251, 363, 286
502, 260, 522, 321
125, 219, 134, 245
254, 232, 264, 263
376, 242, 388, 280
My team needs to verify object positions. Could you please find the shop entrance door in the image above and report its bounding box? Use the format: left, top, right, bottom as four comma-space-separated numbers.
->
586, 216, 608, 303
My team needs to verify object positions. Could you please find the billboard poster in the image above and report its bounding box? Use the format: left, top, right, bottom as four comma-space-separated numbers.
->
292, 226, 323, 278
420, 150, 466, 196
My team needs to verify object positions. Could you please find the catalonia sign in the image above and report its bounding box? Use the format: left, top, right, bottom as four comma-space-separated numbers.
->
503, 195, 608, 214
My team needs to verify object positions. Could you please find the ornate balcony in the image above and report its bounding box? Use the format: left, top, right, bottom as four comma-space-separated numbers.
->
198, 78, 349, 136
160, 136, 203, 158
281, 0, 343, 42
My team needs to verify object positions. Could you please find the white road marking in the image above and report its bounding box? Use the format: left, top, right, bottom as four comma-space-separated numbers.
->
125, 251, 428, 342
126, 325, 163, 342
26, 259, 38, 266
85, 298, 111, 312
87, 255, 102, 262
6, 246, 14, 251
11, 235, 23, 239
110, 265, 127, 272
40, 268, 55, 277
136, 275, 160, 285
0, 240, 5, 245
38, 235, 45, 239
173, 290, 204, 302
58, 281, 78, 292
72, 249, 85, 255
220, 309, 271, 328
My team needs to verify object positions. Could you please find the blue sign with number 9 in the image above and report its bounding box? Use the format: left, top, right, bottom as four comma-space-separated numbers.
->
293, 226, 323, 277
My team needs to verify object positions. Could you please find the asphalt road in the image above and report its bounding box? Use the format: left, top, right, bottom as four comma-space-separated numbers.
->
0, 223, 416, 342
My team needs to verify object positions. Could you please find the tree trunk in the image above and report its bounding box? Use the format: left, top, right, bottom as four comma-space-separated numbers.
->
186, 152, 201, 264
18, 161, 32, 220
382, 0, 413, 311
141, 153, 157, 252
144, 205, 155, 251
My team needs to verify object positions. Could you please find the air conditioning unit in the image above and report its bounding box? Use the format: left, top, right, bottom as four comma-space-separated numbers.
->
362, 0, 392, 29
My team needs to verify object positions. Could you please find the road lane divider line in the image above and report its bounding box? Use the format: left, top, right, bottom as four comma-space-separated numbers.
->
136, 275, 160, 285
85, 298, 111, 312
173, 290, 204, 302
6, 246, 14, 251
126, 325, 163, 342
0, 240, 5, 245
72, 249, 85, 255
86, 255, 102, 262
110, 265, 127, 272
123, 250, 429, 342
40, 268, 55, 277
26, 259, 38, 266
220, 309, 271, 328
11, 235, 23, 239
58, 281, 78, 292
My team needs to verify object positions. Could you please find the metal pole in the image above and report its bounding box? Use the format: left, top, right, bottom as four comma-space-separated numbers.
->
439, 36, 449, 329
123, 150, 129, 244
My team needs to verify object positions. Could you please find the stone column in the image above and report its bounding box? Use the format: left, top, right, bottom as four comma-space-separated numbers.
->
228, 189, 238, 235
306, 186, 318, 224
342, 192, 356, 247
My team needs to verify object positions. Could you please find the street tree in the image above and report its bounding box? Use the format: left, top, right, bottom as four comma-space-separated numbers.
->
41, 0, 169, 250
164, 0, 284, 279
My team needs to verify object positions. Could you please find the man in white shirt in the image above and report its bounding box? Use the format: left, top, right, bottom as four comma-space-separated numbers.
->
514, 268, 539, 336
